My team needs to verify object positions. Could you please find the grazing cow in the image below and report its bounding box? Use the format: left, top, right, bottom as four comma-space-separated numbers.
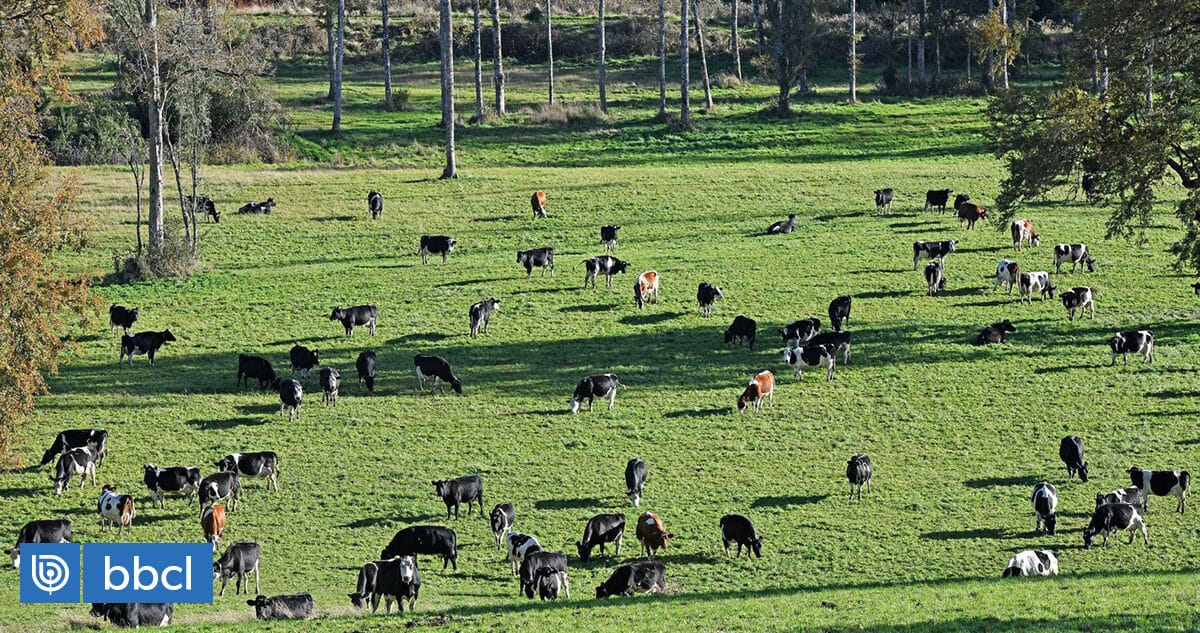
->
349, 556, 420, 613
719, 514, 763, 558
366, 191, 383, 219
1109, 330, 1154, 365
975, 320, 1016, 345
237, 198, 275, 215
52, 447, 98, 495
634, 271, 659, 309
97, 485, 136, 536
535, 566, 566, 600
520, 550, 569, 599
517, 248, 555, 278
635, 512, 674, 558
1018, 271, 1056, 303
89, 603, 173, 628
40, 428, 108, 468
470, 298, 500, 338
912, 240, 957, 270
505, 532, 542, 575
1011, 219, 1039, 251
737, 370, 775, 413
1193, 282, 1200, 296
236, 355, 276, 390
432, 474, 484, 520
568, 373, 621, 413
625, 458, 647, 507
188, 194, 219, 223
1128, 467, 1190, 513
418, 235, 456, 264
248, 593, 313, 620
198, 471, 240, 512
595, 561, 666, 598
696, 282, 724, 317
600, 225, 620, 252
109, 305, 138, 334
994, 259, 1020, 294
531, 190, 548, 218
329, 305, 377, 337
1002, 550, 1058, 577
6, 519, 72, 568
357, 350, 377, 392
828, 295, 852, 332
1053, 243, 1096, 273
274, 378, 303, 422
1096, 486, 1142, 511
1083, 503, 1148, 548
1082, 172, 1098, 202
214, 541, 261, 596
783, 344, 836, 381
767, 214, 796, 235
1058, 436, 1089, 482
924, 188, 953, 213
808, 331, 852, 364
119, 330, 176, 366
954, 194, 988, 229
490, 503, 515, 548
577, 513, 626, 562
724, 315, 757, 349
846, 454, 872, 501
1031, 481, 1058, 534
215, 452, 280, 492
781, 318, 821, 347
1060, 286, 1095, 321
582, 255, 630, 289
874, 188, 894, 215
924, 261, 946, 296
289, 346, 319, 378
381, 526, 458, 570
320, 367, 340, 406
201, 504, 226, 552
143, 465, 201, 507
414, 354, 462, 395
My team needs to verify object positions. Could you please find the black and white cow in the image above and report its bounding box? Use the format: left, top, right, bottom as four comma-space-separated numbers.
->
783, 344, 836, 381
1058, 435, 1089, 482
536, 566, 566, 600
568, 373, 621, 413
517, 248, 555, 278
418, 235, 456, 264
1096, 486, 1142, 510
215, 452, 280, 492
1054, 243, 1096, 273
188, 194, 219, 223
1060, 286, 1095, 321
1031, 481, 1058, 534
52, 447, 98, 495
366, 191, 383, 219
1109, 330, 1154, 365
505, 532, 542, 575
414, 354, 462, 395
40, 429, 107, 467
994, 259, 1020, 294
491, 503, 515, 548
432, 474, 484, 520
381, 526, 458, 570
924, 260, 946, 295
1128, 467, 1190, 513
582, 256, 630, 289
120, 330, 177, 366
595, 561, 666, 598
237, 198, 275, 215
576, 513, 625, 562
109, 305, 139, 334
97, 485, 136, 536
237, 355, 276, 390
274, 378, 303, 421
828, 295, 852, 332
349, 556, 420, 612
924, 188, 953, 213
1083, 503, 1148, 548
766, 214, 796, 235
247, 593, 313, 620
329, 305, 377, 337
214, 541, 260, 596
600, 225, 620, 252
846, 454, 872, 501
289, 345, 319, 378
625, 458, 647, 507
808, 331, 852, 364
913, 240, 957, 271
780, 318, 820, 347
724, 315, 757, 349
718, 514, 763, 558
143, 465, 201, 508
90, 603, 173, 628
357, 350, 377, 392
975, 320, 1016, 345
1018, 271, 1055, 303
519, 550, 568, 599
198, 471, 240, 512
1002, 550, 1058, 577
469, 298, 499, 338
874, 188, 894, 214
696, 282, 724, 317
6, 519, 72, 568
320, 367, 340, 406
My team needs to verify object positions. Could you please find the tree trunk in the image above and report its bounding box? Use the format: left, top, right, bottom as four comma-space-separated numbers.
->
906, 0, 912, 82
332, 0, 345, 131
776, 0, 790, 113
999, 0, 1008, 89
966, 36, 971, 79
326, 8, 335, 99
658, 0, 667, 116
692, 0, 713, 110
916, 0, 926, 83
680, 0, 690, 124
933, 0, 941, 79
145, 0, 164, 256
984, 0, 994, 89
440, 0, 457, 178
752, 0, 764, 57
129, 160, 143, 257
381, 0, 393, 108
473, 0, 484, 120
849, 0, 857, 103
731, 0, 742, 81
546, 0, 554, 105
1145, 41, 1153, 113
598, 0, 607, 112
491, 0, 505, 115
1100, 46, 1108, 96
1091, 47, 1099, 94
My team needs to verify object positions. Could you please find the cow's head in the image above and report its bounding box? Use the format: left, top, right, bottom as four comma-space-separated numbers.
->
516, 251, 526, 263
628, 489, 641, 508
748, 536, 764, 558
1085, 257, 1096, 272
1079, 462, 1089, 483
736, 393, 750, 413
162, 329, 177, 342
246, 595, 268, 609
214, 456, 237, 472
432, 480, 449, 497
1127, 466, 1143, 486
595, 584, 610, 599
398, 556, 416, 583
329, 307, 345, 321
7, 545, 19, 568
954, 194, 971, 208
89, 603, 111, 619
575, 541, 591, 562
450, 377, 463, 395
612, 260, 629, 275
1043, 514, 1057, 535
348, 592, 367, 608
1082, 525, 1097, 549
1030, 232, 1040, 247
130, 308, 139, 320
1043, 283, 1056, 299
567, 397, 582, 414
999, 320, 1016, 334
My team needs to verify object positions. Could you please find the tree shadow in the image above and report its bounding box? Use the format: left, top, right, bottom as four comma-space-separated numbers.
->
921, 527, 1011, 541
309, 215, 358, 222
436, 278, 506, 288
559, 304, 617, 313
618, 311, 686, 326
855, 290, 915, 299
534, 498, 603, 511
664, 407, 728, 419
751, 494, 829, 508
964, 475, 1041, 489
389, 332, 452, 345
186, 417, 268, 430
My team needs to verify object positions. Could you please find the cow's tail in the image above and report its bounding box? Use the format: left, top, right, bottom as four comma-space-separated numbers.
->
1181, 471, 1191, 492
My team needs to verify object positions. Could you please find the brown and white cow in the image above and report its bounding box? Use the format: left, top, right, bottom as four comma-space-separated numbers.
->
736, 370, 774, 413
635, 512, 674, 558
531, 191, 547, 219
1011, 219, 1039, 251
202, 503, 227, 552
98, 485, 136, 536
994, 259, 1020, 294
634, 271, 659, 310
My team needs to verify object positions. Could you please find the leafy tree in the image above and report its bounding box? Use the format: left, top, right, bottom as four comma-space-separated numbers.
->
758, 0, 820, 113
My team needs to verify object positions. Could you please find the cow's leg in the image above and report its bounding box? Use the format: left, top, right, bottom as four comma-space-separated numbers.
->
147, 350, 155, 366
219, 576, 228, 596
607, 388, 616, 410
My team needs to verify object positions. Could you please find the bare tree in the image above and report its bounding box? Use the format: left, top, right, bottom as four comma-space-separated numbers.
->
906, 0, 912, 82
731, 0, 742, 80
440, 0, 457, 178
325, 6, 336, 99
680, 0, 690, 124
752, 0, 764, 56
658, 0, 667, 116
849, 0, 857, 103
998, 0, 1008, 89
598, 0, 607, 112
472, 0, 484, 120
381, 0, 393, 108
332, 0, 345, 131
546, 0, 554, 104
491, 0, 505, 115
692, 0, 713, 110
917, 0, 926, 82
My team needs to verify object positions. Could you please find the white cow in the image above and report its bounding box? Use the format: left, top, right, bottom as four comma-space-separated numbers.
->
1018, 271, 1055, 304
1002, 550, 1059, 577
994, 259, 1020, 294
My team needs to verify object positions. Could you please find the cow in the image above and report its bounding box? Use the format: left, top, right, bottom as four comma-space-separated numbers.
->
1083, 503, 1148, 549
517, 248, 555, 278
1054, 243, 1096, 273
188, 194, 219, 223
237, 198, 275, 214
975, 320, 1016, 345
470, 298, 499, 338
490, 503, 515, 548
1018, 271, 1056, 303
1192, 281, 1200, 296
595, 561, 666, 598
737, 370, 774, 413
247, 593, 313, 620
505, 532, 542, 575
215, 452, 280, 492
236, 355, 276, 390
600, 225, 620, 252
97, 485, 136, 536
954, 194, 987, 229
1031, 481, 1058, 534
40, 428, 107, 468
381, 526, 458, 570
274, 378, 303, 422
783, 344, 836, 381
52, 447, 98, 495
924, 260, 946, 296
119, 330, 176, 366
357, 350, 377, 392
846, 454, 872, 501
1096, 486, 1143, 511
432, 474, 484, 520
1058, 435, 1089, 482
697, 282, 724, 317
828, 295, 852, 332
913, 240, 957, 270
414, 354, 462, 395
519, 550, 569, 599
576, 513, 626, 562
924, 188, 953, 213
143, 465, 201, 507
634, 271, 659, 309
625, 458, 647, 507
89, 603, 173, 628
535, 566, 566, 600
1002, 550, 1058, 577
329, 305, 377, 337
214, 541, 261, 596
1109, 330, 1154, 365
994, 259, 1020, 294
1060, 286, 1095, 321
109, 305, 138, 334
531, 190, 547, 218
349, 556, 420, 613
289, 345, 319, 378
1128, 467, 1190, 513
1082, 172, 1099, 202
724, 315, 757, 349
809, 331, 852, 364
320, 367, 340, 406
418, 235, 456, 264
6, 519, 72, 568
874, 188, 894, 215
198, 471, 240, 512
582, 255, 630, 289
767, 214, 796, 235
719, 514, 763, 558
367, 191, 383, 219
781, 318, 820, 347
635, 512, 674, 558
202, 504, 226, 551
1011, 219, 1039, 251
568, 373, 621, 413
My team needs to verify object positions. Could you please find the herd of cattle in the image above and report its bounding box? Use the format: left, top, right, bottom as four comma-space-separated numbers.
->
4, 185, 1192, 627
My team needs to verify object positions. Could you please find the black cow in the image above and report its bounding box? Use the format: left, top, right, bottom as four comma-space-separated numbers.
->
1128, 467, 1190, 513
924, 260, 946, 295
1192, 282, 1200, 296
215, 452, 279, 492
6, 518, 72, 568
975, 320, 1016, 345
490, 503, 515, 548
595, 561, 666, 598
433, 474, 484, 520
828, 295, 852, 332
1053, 243, 1096, 273
1082, 172, 1098, 202
697, 282, 724, 318
330, 305, 377, 337
367, 191, 383, 219
120, 330, 176, 366
874, 188, 894, 214
236, 198, 275, 215
576, 513, 625, 562
247, 593, 312, 620
237, 355, 276, 390
846, 454, 872, 501
567, 373, 621, 413
582, 256, 630, 289
924, 188, 953, 213
913, 240, 957, 270
625, 458, 647, 507
52, 447, 98, 495
414, 354, 462, 395
214, 541, 260, 596
143, 465, 201, 508
418, 235, 456, 264
320, 367, 340, 406
767, 213, 796, 235
536, 566, 566, 600
40, 429, 107, 467
349, 556, 420, 612
519, 551, 569, 599
808, 331, 852, 364
109, 305, 138, 334
724, 315, 757, 349
517, 248, 555, 278
1083, 503, 1148, 548
198, 471, 240, 512
381, 526, 459, 570
188, 195, 219, 223
1109, 330, 1154, 365
470, 298, 500, 338
1058, 435, 1089, 482
90, 603, 173, 627
289, 345, 319, 378
357, 350, 377, 392
600, 225, 620, 252
274, 378, 303, 422
718, 514, 763, 558
781, 318, 821, 347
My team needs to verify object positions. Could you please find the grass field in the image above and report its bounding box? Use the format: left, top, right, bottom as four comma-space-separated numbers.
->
3, 50, 1200, 633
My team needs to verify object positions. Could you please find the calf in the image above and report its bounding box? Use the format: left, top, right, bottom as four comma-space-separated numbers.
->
520, 550, 569, 599
120, 330, 176, 366
696, 282, 724, 317
781, 318, 820, 347
214, 541, 261, 596
6, 519, 72, 568
874, 188, 894, 215
381, 526, 458, 570
595, 561, 666, 598
568, 373, 621, 413
994, 259, 1020, 294
576, 513, 625, 562
783, 344, 835, 381
1109, 330, 1154, 365
828, 295, 852, 331
635, 512, 674, 558
274, 378, 303, 421
201, 504, 226, 551
767, 214, 796, 235
236, 355, 276, 390
490, 503, 515, 548
924, 260, 946, 296
52, 447, 98, 495
1058, 435, 1088, 482
531, 190, 547, 218
912, 239, 957, 270
517, 248, 555, 278
289, 345, 319, 378
329, 305, 377, 337
320, 367, 340, 405
432, 474, 484, 520
414, 354, 463, 395
215, 452, 279, 492
1011, 219, 1039, 251
808, 331, 852, 364
1031, 481, 1058, 534
349, 556, 420, 612
600, 225, 620, 252
954, 194, 988, 229
1002, 550, 1058, 577
634, 271, 659, 309
1018, 271, 1056, 303
846, 454, 872, 501
143, 465, 201, 507
625, 458, 647, 507
98, 485, 136, 536
248, 593, 312, 620
418, 235, 456, 264
237, 198, 275, 214
469, 298, 499, 338
1096, 486, 1142, 511
924, 188, 952, 213
188, 194, 219, 223
719, 514, 762, 558
198, 471, 240, 512
975, 320, 1016, 345
357, 350, 377, 392
1083, 503, 1148, 548
1054, 243, 1096, 273
737, 370, 775, 413
582, 255, 630, 289
109, 304, 138, 334
1060, 286, 1095, 321
90, 603, 173, 628
724, 315, 757, 349
366, 191, 383, 219
1128, 467, 1190, 513
506, 532, 542, 575
40, 428, 107, 468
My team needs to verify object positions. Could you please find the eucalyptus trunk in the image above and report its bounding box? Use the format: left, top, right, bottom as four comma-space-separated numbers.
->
326, 7, 335, 99
381, 0, 393, 108
849, 0, 857, 103
491, 0, 505, 115
999, 0, 1008, 89
472, 0, 484, 120
731, 0, 742, 80
145, 0, 164, 255
916, 0, 926, 83
752, 0, 763, 56
658, 0, 667, 116
680, 0, 690, 124
546, 0, 554, 104
906, 0, 912, 82
692, 0, 713, 110
598, 0, 608, 112
332, 0, 345, 132
439, 0, 457, 178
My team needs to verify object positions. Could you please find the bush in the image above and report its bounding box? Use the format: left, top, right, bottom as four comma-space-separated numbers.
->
713, 73, 744, 89
524, 102, 609, 127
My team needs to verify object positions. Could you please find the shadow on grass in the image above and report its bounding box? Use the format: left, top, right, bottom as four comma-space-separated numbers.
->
535, 497, 602, 511
559, 304, 617, 313
921, 527, 1012, 541
964, 475, 1041, 489
664, 407, 728, 419
619, 311, 686, 326
751, 494, 829, 508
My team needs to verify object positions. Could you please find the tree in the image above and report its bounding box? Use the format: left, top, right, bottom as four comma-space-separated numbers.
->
906, 0, 912, 81
849, 0, 858, 103
658, 0, 667, 116
491, 0, 506, 115
759, 0, 817, 113
599, 0, 608, 112
546, 0, 555, 104
731, 0, 743, 81
381, 0, 393, 109
680, 0, 691, 124
325, 5, 336, 99
917, 0, 926, 82
472, 0, 484, 121
692, 0, 714, 110
440, 0, 458, 178
975, 3, 1021, 90
753, 0, 765, 56
333, 0, 345, 130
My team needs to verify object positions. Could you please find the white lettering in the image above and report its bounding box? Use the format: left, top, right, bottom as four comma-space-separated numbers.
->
104, 556, 129, 591
133, 556, 159, 591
